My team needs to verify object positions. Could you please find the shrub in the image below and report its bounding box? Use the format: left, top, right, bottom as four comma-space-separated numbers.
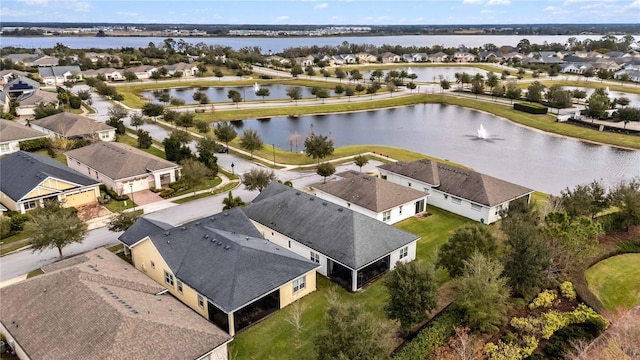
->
598, 212, 626, 232
104, 188, 129, 201
168, 181, 186, 192
618, 240, 640, 253
513, 102, 548, 114
529, 290, 558, 310
393, 308, 463, 360
9, 213, 30, 234
159, 188, 175, 198
19, 137, 50, 152
69, 96, 82, 109
559, 282, 577, 300
1, 219, 12, 239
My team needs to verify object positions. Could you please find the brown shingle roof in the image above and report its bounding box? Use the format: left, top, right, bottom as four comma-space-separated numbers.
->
0, 248, 231, 360
64, 142, 179, 180
379, 159, 533, 207
314, 175, 427, 212
30, 112, 114, 137
0, 120, 47, 143
17, 90, 59, 106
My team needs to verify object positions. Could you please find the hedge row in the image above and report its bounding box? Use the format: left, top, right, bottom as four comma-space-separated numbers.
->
393, 307, 464, 360
99, 185, 129, 201
514, 102, 548, 114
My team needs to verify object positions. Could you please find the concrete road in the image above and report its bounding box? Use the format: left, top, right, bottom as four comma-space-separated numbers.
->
0, 227, 121, 282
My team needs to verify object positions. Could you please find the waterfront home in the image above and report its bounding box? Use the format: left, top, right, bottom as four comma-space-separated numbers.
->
37, 65, 82, 86
30, 112, 116, 141
378, 159, 533, 224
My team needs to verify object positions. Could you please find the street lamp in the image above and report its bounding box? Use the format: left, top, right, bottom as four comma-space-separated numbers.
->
129, 182, 135, 211
272, 144, 276, 167
231, 162, 235, 175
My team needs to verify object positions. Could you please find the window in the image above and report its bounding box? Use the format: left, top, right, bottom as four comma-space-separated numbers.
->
310, 251, 320, 263
399, 205, 403, 215
177, 280, 183, 294
451, 197, 462, 205
383, 211, 391, 222
293, 276, 306, 292
399, 246, 409, 259
0, 144, 10, 152
164, 270, 174, 287
23, 200, 38, 211
198, 294, 204, 308
150, 260, 155, 269
471, 203, 482, 211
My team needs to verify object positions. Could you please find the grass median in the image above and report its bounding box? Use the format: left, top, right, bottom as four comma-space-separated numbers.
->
585, 253, 640, 310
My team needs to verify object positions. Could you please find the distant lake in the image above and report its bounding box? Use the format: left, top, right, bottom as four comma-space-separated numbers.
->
563, 86, 640, 106
363, 67, 489, 82
0, 34, 626, 52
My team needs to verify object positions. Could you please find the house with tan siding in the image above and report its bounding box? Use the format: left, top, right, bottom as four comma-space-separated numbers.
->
119, 208, 319, 336
30, 112, 116, 141
0, 151, 100, 213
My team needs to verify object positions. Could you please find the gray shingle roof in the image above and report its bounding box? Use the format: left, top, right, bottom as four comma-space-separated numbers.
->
64, 142, 179, 181
0, 248, 231, 360
118, 217, 173, 247
243, 183, 419, 270
314, 175, 426, 212
17, 90, 59, 106
0, 119, 47, 143
149, 214, 318, 313
37, 65, 82, 78
30, 112, 114, 137
0, 151, 100, 202
379, 159, 533, 207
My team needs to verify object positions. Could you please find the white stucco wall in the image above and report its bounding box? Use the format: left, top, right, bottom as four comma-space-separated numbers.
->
388, 240, 417, 268
0, 141, 20, 156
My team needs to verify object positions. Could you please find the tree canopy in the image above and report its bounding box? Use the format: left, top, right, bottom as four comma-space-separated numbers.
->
214, 121, 238, 148
242, 168, 276, 192
239, 129, 263, 159
26, 201, 88, 259
304, 132, 334, 164
437, 223, 498, 278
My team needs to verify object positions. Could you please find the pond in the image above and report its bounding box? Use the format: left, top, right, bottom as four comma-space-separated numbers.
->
564, 86, 640, 106
142, 84, 320, 104
229, 104, 640, 194
362, 67, 489, 82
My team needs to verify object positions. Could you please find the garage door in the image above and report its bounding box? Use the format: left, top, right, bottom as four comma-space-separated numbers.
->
125, 178, 151, 193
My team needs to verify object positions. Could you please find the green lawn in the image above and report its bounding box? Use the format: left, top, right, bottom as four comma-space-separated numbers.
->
103, 197, 138, 212
585, 253, 640, 310
231, 205, 470, 360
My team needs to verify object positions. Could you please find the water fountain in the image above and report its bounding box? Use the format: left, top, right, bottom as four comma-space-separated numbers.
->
476, 123, 490, 139
254, 82, 260, 92
605, 86, 610, 95
407, 67, 413, 75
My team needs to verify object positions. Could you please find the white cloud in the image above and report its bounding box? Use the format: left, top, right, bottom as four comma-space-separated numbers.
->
462, 0, 484, 4
480, 9, 493, 13
544, 6, 558, 11
486, 0, 511, 5
314, 2, 328, 9
0, 6, 31, 16
624, 0, 640, 9
276, 15, 289, 20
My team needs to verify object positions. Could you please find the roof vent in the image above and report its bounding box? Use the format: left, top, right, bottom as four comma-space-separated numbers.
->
181, 226, 186, 231
217, 241, 222, 246
337, 208, 343, 212
164, 232, 170, 236
195, 222, 200, 226
309, 198, 314, 201
224, 245, 230, 250
296, 192, 300, 195
167, 240, 170, 244
204, 234, 209, 239
209, 217, 215, 221
322, 202, 327, 206
224, 212, 229, 216
245, 237, 249, 240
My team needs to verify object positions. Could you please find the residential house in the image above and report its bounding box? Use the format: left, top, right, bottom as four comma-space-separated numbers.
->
3, 76, 40, 98
127, 65, 158, 79
119, 208, 319, 336
313, 172, 427, 224
478, 51, 503, 62
1, 53, 35, 66
0, 70, 28, 85
401, 54, 414, 63
64, 141, 180, 195
265, 55, 290, 67
453, 52, 476, 63
28, 55, 60, 67
30, 112, 116, 142
294, 55, 315, 68
37, 65, 82, 86
614, 68, 640, 82
82, 68, 123, 81
412, 53, 428, 62
0, 120, 48, 155
356, 52, 377, 63
15, 90, 59, 117
378, 159, 533, 224
502, 52, 525, 62
83, 51, 119, 64
331, 54, 357, 65
163, 62, 199, 77
243, 183, 420, 292
561, 63, 594, 74
0, 151, 100, 213
428, 52, 449, 63
380, 52, 401, 63
0, 248, 232, 360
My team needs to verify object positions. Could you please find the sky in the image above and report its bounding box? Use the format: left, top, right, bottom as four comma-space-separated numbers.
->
1, 0, 639, 25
